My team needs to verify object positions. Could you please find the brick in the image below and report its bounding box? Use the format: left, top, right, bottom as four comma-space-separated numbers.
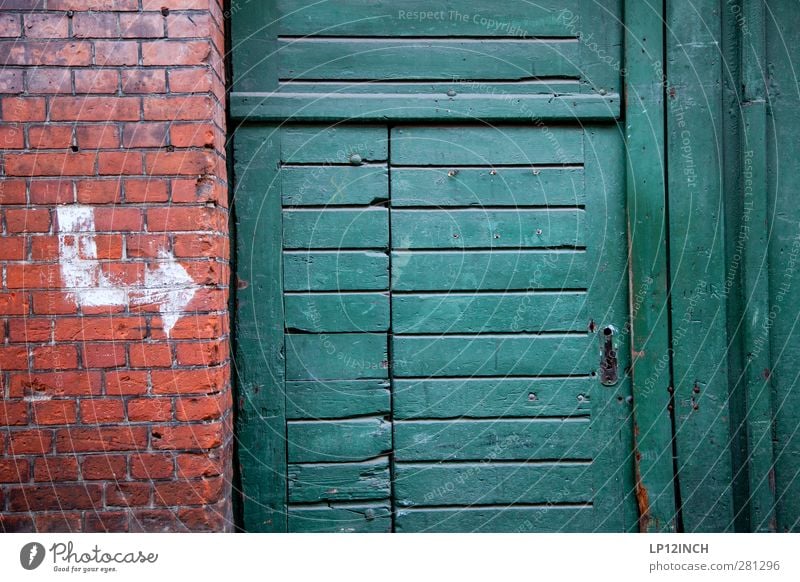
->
72, 12, 119, 38
30, 180, 74, 204
0, 291, 29, 314
105, 371, 149, 396
144, 95, 212, 120
106, 482, 150, 507
10, 371, 102, 398
0, 345, 28, 370
147, 206, 224, 231
129, 509, 180, 532
5, 152, 96, 177
126, 234, 170, 258
29, 125, 73, 149
0, 69, 23, 93
8, 317, 53, 341
82, 454, 127, 479
0, 400, 27, 426
167, 13, 213, 38
150, 423, 223, 450
131, 453, 173, 479
9, 430, 53, 455
176, 453, 222, 478
54, 317, 146, 341
32, 345, 79, 370
32, 400, 78, 425
33, 456, 79, 481
76, 125, 121, 149
34, 513, 82, 533
0, 238, 25, 260
93, 207, 144, 231
8, 484, 102, 511
94, 41, 139, 66
129, 343, 173, 368
0, 13, 21, 38
0, 122, 24, 148
121, 69, 166, 94
165, 314, 226, 340
151, 367, 226, 395
80, 398, 126, 423
0, 515, 35, 533
124, 178, 169, 202
0, 41, 92, 66
172, 176, 225, 205
178, 505, 226, 532
142, 41, 210, 66
2, 97, 46, 122
76, 180, 123, 204
32, 291, 78, 315
49, 0, 139, 9
143, 0, 210, 9
175, 340, 228, 366
98, 151, 143, 175
175, 393, 227, 422
122, 122, 168, 148
74, 69, 119, 94
23, 13, 69, 38
154, 477, 222, 506
55, 427, 148, 453
85, 512, 129, 532
128, 398, 172, 422
5, 208, 51, 233
120, 13, 164, 38
50, 97, 140, 122
0, 459, 30, 483
0, 179, 26, 204
26, 68, 72, 93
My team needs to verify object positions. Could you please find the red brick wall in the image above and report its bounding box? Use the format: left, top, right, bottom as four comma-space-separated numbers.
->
0, 0, 232, 532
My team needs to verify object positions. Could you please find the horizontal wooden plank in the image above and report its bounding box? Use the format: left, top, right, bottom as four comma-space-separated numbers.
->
280, 165, 389, 206
391, 250, 587, 291
283, 208, 389, 249
278, 39, 581, 81
393, 377, 593, 419
394, 462, 592, 506
394, 419, 592, 461
286, 333, 388, 380
288, 458, 390, 502
275, 81, 583, 95
391, 167, 586, 207
286, 379, 391, 419
393, 334, 592, 377
284, 251, 389, 291
281, 125, 387, 163
285, 293, 390, 332
392, 209, 584, 248
391, 126, 583, 165
392, 292, 587, 333
276, 0, 580, 37
288, 418, 392, 462
288, 503, 392, 532
395, 506, 593, 532
230, 93, 619, 122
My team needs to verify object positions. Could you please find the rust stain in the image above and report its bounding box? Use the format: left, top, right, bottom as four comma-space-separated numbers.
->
633, 422, 652, 532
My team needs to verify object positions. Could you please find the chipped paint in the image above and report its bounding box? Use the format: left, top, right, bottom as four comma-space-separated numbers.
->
57, 204, 198, 336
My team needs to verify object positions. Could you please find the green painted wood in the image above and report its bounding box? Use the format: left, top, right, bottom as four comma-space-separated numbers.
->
392, 292, 587, 334
623, 0, 677, 533
394, 419, 592, 461
391, 250, 587, 291
278, 39, 581, 81
288, 458, 390, 502
288, 418, 392, 462
280, 125, 388, 163
283, 251, 389, 291
666, 0, 734, 532
393, 335, 593, 377
233, 126, 287, 532
276, 0, 580, 37
230, 93, 620, 122
391, 209, 584, 249
578, 0, 622, 94
285, 333, 388, 381
584, 125, 637, 532
394, 462, 592, 506
765, 0, 800, 533
230, 0, 277, 93
281, 165, 389, 206
739, 0, 776, 533
283, 208, 389, 249
285, 293, 390, 333
391, 126, 583, 165
275, 81, 583, 95
395, 506, 593, 532
394, 377, 593, 419
391, 167, 585, 207
288, 503, 392, 532
286, 379, 390, 419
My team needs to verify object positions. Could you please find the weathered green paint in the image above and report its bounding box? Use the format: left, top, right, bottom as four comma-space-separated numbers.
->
288, 458, 391, 503
286, 379, 390, 419
391, 209, 584, 249
285, 293, 390, 333
623, 0, 678, 533
395, 506, 593, 533
283, 251, 389, 291
289, 503, 392, 533
283, 208, 389, 249
281, 165, 389, 207
285, 333, 388, 380
280, 125, 388, 163
287, 419, 392, 463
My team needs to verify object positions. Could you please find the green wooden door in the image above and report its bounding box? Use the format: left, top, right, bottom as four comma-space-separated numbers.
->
232, 0, 637, 532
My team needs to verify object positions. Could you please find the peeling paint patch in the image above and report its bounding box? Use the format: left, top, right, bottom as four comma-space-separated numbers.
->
57, 204, 198, 336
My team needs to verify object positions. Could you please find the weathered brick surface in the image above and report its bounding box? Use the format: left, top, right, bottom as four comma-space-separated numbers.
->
0, 0, 231, 532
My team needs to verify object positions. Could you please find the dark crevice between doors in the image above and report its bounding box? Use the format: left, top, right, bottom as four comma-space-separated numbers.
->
386, 125, 397, 533
661, 0, 685, 533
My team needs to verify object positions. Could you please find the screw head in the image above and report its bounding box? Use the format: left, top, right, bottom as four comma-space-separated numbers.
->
447, 89, 457, 97
349, 153, 362, 165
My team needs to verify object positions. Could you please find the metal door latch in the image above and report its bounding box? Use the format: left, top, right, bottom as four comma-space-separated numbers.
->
600, 325, 619, 386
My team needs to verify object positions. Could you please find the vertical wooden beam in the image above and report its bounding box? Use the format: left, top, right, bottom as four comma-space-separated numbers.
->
624, 0, 678, 532
230, 0, 278, 93
233, 127, 287, 532
739, 0, 777, 532
665, 0, 735, 531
